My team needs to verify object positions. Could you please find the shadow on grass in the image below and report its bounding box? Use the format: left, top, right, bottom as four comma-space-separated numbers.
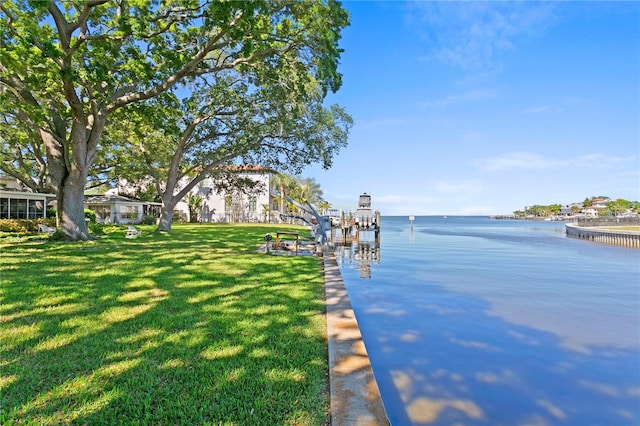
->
1, 224, 329, 425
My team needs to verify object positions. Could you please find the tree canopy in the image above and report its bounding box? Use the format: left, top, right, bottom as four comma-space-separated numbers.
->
0, 0, 350, 239
513, 197, 639, 218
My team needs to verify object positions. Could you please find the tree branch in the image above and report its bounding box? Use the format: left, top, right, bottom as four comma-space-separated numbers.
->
106, 10, 246, 113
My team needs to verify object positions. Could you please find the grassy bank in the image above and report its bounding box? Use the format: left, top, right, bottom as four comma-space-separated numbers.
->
595, 226, 640, 232
1, 223, 328, 425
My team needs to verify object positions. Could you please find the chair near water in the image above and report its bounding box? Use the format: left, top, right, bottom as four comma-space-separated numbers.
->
37, 224, 56, 235
125, 226, 142, 238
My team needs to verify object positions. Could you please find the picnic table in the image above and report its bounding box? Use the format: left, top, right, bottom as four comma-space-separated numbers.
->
275, 232, 299, 253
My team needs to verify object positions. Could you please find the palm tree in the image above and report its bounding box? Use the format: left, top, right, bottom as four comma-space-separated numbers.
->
318, 200, 331, 215
186, 193, 203, 223
271, 173, 296, 222
291, 177, 324, 208
272, 174, 326, 221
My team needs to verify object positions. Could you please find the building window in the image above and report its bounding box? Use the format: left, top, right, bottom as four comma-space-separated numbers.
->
90, 205, 111, 223
11, 199, 27, 219
0, 196, 52, 219
248, 196, 257, 213
143, 204, 161, 218
0, 198, 8, 219
224, 196, 232, 212
119, 205, 138, 221
28, 200, 45, 219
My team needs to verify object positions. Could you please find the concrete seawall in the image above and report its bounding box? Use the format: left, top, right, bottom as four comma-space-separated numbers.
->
565, 224, 640, 248
324, 255, 389, 425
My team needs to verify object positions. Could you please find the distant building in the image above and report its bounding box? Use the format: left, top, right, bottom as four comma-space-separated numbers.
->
591, 197, 610, 208
179, 165, 275, 223
1, 166, 289, 224
581, 207, 599, 217
560, 203, 584, 217
84, 165, 277, 224
0, 175, 55, 219
584, 199, 609, 217
84, 192, 161, 224
560, 205, 573, 217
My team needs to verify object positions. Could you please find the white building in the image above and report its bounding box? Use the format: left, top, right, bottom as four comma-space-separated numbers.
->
0, 175, 55, 219
84, 192, 161, 224
1, 166, 279, 224
176, 165, 276, 223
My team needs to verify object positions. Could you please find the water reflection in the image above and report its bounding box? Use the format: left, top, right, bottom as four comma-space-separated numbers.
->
336, 216, 640, 425
348, 274, 640, 425
336, 240, 380, 279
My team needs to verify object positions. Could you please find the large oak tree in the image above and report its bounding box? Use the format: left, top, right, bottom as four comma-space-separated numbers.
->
0, 0, 349, 240
113, 73, 351, 232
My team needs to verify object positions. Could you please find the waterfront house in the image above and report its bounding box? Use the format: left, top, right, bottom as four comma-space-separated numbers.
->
109, 165, 278, 223
1, 166, 290, 225
591, 197, 610, 208
0, 189, 55, 220
581, 207, 599, 217
84, 193, 161, 224
0, 175, 55, 219
560, 205, 573, 217
183, 165, 275, 223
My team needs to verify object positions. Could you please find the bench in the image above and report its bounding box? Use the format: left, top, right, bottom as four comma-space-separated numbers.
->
37, 224, 56, 235
275, 232, 299, 253
125, 226, 142, 238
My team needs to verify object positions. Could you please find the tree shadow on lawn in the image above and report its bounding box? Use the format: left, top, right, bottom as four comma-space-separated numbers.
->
1, 224, 328, 425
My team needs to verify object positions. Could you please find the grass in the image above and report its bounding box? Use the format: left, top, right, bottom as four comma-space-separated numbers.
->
594, 226, 640, 232
0, 223, 329, 425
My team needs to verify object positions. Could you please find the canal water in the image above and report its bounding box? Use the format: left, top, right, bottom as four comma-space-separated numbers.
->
335, 216, 640, 426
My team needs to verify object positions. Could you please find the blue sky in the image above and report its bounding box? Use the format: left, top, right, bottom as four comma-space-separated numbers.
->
303, 1, 640, 215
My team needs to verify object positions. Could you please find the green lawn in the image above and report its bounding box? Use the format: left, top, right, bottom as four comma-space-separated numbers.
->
1, 223, 329, 425
595, 226, 640, 232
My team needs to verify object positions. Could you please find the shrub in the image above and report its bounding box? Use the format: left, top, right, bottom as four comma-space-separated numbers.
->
173, 212, 184, 223
142, 215, 156, 225
0, 219, 28, 233
88, 223, 104, 235
84, 209, 97, 223
101, 224, 126, 234
0, 218, 56, 233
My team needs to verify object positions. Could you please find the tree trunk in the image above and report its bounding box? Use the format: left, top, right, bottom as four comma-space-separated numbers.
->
42, 112, 104, 240
41, 127, 94, 240
157, 208, 173, 232
157, 195, 176, 232
57, 172, 90, 240
154, 157, 213, 232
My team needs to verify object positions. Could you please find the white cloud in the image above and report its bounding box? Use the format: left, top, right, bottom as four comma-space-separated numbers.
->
407, 2, 557, 71
422, 89, 497, 109
432, 179, 485, 194
618, 169, 640, 178
575, 153, 636, 168
356, 117, 409, 130
477, 152, 636, 172
477, 152, 558, 171
524, 105, 564, 114
377, 197, 437, 216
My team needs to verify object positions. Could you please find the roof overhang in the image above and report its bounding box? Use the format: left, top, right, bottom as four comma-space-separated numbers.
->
0, 190, 56, 199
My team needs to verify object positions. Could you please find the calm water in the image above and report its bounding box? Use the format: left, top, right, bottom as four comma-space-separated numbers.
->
335, 216, 640, 426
